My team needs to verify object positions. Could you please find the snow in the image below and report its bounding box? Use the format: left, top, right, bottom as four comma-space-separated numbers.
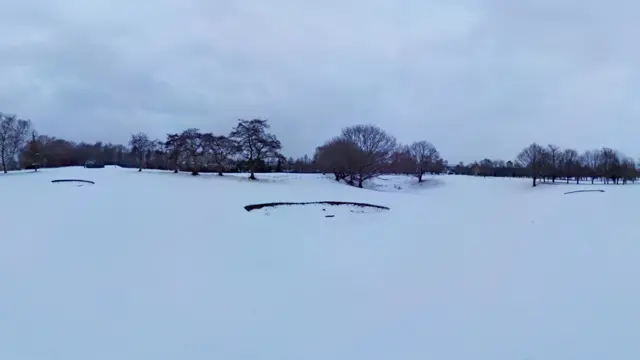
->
1, 166, 639, 360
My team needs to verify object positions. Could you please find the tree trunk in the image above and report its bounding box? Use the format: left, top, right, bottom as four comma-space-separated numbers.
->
191, 156, 199, 175
532, 176, 537, 187
173, 168, 178, 173
418, 173, 423, 182
247, 159, 257, 180
249, 162, 256, 180
347, 177, 354, 186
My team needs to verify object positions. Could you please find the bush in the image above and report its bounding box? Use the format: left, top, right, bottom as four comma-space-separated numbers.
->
85, 160, 105, 168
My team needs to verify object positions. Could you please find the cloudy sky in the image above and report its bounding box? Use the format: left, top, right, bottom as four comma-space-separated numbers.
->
1, 0, 639, 162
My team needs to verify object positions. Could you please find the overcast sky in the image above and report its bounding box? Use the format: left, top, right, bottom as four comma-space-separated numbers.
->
1, 0, 639, 163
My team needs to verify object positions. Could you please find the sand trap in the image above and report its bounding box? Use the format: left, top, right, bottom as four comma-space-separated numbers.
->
564, 189, 604, 195
244, 201, 389, 217
51, 179, 95, 186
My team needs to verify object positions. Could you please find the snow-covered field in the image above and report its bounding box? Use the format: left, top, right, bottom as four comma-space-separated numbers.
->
1, 166, 639, 360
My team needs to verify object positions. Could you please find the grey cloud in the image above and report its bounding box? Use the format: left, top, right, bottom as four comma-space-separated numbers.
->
1, 0, 639, 162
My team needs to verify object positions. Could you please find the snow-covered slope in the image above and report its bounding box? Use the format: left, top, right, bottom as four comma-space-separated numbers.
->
1, 166, 639, 360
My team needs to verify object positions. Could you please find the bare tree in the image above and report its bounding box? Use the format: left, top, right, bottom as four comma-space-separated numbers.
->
314, 137, 360, 182
388, 145, 415, 176
1, 116, 18, 171
165, 133, 184, 173
230, 119, 282, 180
145, 139, 165, 169
340, 124, 397, 188
619, 157, 637, 184
12, 119, 30, 158
517, 143, 545, 187
408, 140, 440, 182
0, 114, 31, 173
580, 150, 600, 184
429, 158, 447, 174
560, 148, 579, 183
599, 147, 621, 184
478, 158, 494, 177
208, 135, 239, 176
546, 144, 562, 182
283, 155, 313, 173
180, 129, 206, 175
23, 130, 42, 171
129, 132, 152, 172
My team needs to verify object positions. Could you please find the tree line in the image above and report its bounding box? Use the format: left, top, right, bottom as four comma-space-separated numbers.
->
2, 110, 639, 187
1, 113, 288, 179
447, 144, 640, 187
515, 143, 639, 187
128, 119, 282, 179
2, 112, 447, 185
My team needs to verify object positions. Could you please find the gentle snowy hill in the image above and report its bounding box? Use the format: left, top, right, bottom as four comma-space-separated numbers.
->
1, 166, 639, 360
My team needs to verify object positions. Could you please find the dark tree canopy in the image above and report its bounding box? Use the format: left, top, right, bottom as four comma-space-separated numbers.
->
180, 128, 207, 175
230, 119, 282, 180
408, 140, 440, 182
517, 143, 545, 187
129, 132, 152, 172
207, 135, 239, 176
339, 124, 397, 188
314, 137, 361, 182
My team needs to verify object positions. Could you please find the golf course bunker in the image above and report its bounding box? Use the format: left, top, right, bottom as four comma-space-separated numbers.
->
244, 201, 390, 217
51, 179, 95, 187
564, 189, 605, 195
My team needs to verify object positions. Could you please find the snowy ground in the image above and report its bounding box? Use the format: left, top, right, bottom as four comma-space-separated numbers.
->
1, 166, 639, 360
